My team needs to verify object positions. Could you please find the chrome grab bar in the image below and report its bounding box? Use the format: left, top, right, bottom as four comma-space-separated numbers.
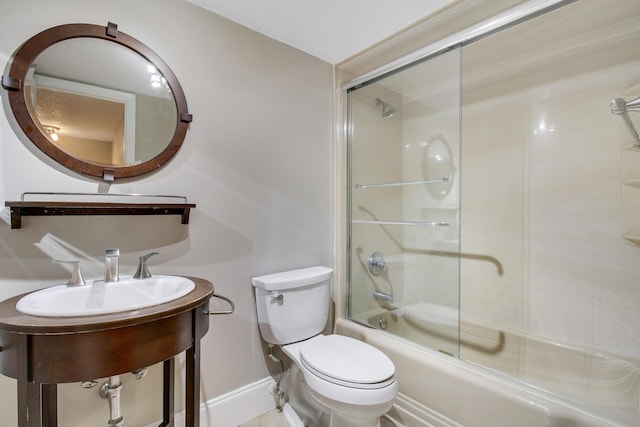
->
205, 293, 235, 315
355, 177, 448, 189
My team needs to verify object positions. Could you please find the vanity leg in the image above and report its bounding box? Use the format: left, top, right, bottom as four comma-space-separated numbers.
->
20, 382, 56, 427
185, 314, 202, 427
41, 384, 57, 427
17, 334, 32, 427
185, 344, 200, 427
160, 358, 175, 427
27, 383, 42, 426
17, 335, 57, 427
17, 375, 27, 426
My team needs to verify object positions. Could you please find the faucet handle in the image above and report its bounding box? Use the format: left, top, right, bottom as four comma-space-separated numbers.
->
53, 260, 86, 287
133, 252, 159, 279
368, 252, 388, 276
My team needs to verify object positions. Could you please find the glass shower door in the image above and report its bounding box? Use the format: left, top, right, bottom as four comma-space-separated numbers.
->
347, 47, 461, 357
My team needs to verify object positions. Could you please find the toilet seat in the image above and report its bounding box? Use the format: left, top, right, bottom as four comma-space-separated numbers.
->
299, 335, 395, 389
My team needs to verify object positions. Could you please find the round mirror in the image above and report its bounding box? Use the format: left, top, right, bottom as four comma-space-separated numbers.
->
2, 22, 191, 181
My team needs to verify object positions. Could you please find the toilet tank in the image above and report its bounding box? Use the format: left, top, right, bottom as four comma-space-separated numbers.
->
252, 266, 333, 345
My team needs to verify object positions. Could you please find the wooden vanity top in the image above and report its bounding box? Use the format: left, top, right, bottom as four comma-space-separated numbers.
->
0, 276, 214, 334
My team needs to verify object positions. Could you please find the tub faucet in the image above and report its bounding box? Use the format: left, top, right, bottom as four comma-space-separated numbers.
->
373, 289, 393, 303
104, 248, 120, 283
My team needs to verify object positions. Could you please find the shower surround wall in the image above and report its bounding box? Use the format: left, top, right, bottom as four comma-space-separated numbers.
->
458, 2, 640, 421
340, 0, 640, 425
459, 0, 640, 395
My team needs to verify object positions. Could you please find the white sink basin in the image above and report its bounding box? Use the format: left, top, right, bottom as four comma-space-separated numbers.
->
16, 275, 195, 317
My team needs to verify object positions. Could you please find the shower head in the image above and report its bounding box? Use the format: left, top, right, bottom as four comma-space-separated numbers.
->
375, 98, 396, 118
627, 96, 640, 111
611, 96, 640, 147
611, 96, 640, 114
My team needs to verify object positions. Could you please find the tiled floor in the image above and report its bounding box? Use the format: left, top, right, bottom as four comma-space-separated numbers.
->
240, 409, 288, 427
241, 409, 398, 427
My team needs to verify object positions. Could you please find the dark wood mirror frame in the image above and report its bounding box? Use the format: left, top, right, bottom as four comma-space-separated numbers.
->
1, 22, 192, 181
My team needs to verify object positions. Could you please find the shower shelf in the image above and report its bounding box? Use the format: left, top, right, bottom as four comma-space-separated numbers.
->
352, 219, 449, 227
354, 177, 448, 189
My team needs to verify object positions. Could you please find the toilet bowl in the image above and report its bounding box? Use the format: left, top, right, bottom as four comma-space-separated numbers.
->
252, 266, 397, 427
283, 334, 397, 425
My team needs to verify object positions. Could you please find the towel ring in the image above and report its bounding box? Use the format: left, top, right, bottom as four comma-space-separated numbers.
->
205, 293, 235, 315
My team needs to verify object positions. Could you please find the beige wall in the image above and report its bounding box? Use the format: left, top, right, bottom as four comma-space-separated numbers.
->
0, 0, 332, 425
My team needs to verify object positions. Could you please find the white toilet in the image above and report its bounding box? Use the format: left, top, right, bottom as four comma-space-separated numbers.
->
252, 266, 398, 427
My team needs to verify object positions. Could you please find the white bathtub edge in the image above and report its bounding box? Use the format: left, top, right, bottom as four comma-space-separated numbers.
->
336, 318, 630, 427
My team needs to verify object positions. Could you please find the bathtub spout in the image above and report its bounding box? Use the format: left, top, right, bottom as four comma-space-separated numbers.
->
373, 290, 393, 303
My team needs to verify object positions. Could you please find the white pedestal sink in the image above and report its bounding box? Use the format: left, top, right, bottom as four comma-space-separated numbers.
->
16, 275, 195, 317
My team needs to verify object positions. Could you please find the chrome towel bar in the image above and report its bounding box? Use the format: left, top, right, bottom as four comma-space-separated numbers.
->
355, 177, 448, 189
21, 191, 189, 203
205, 293, 235, 315
352, 219, 449, 227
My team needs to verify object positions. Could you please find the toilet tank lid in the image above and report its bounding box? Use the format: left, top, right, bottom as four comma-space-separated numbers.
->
251, 266, 333, 291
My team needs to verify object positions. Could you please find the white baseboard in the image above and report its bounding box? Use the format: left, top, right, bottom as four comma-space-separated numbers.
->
143, 377, 278, 427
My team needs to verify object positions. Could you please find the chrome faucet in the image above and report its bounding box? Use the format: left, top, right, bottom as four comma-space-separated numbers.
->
133, 252, 159, 279
53, 260, 86, 287
104, 249, 120, 282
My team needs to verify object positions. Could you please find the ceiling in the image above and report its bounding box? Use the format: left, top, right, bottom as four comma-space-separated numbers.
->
185, 0, 456, 64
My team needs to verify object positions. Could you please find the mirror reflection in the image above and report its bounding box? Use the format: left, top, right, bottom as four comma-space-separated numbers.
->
26, 38, 177, 167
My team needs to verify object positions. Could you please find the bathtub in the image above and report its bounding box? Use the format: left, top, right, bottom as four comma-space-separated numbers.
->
338, 307, 639, 427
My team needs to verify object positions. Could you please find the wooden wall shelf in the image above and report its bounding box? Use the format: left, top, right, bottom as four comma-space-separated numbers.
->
5, 201, 196, 229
